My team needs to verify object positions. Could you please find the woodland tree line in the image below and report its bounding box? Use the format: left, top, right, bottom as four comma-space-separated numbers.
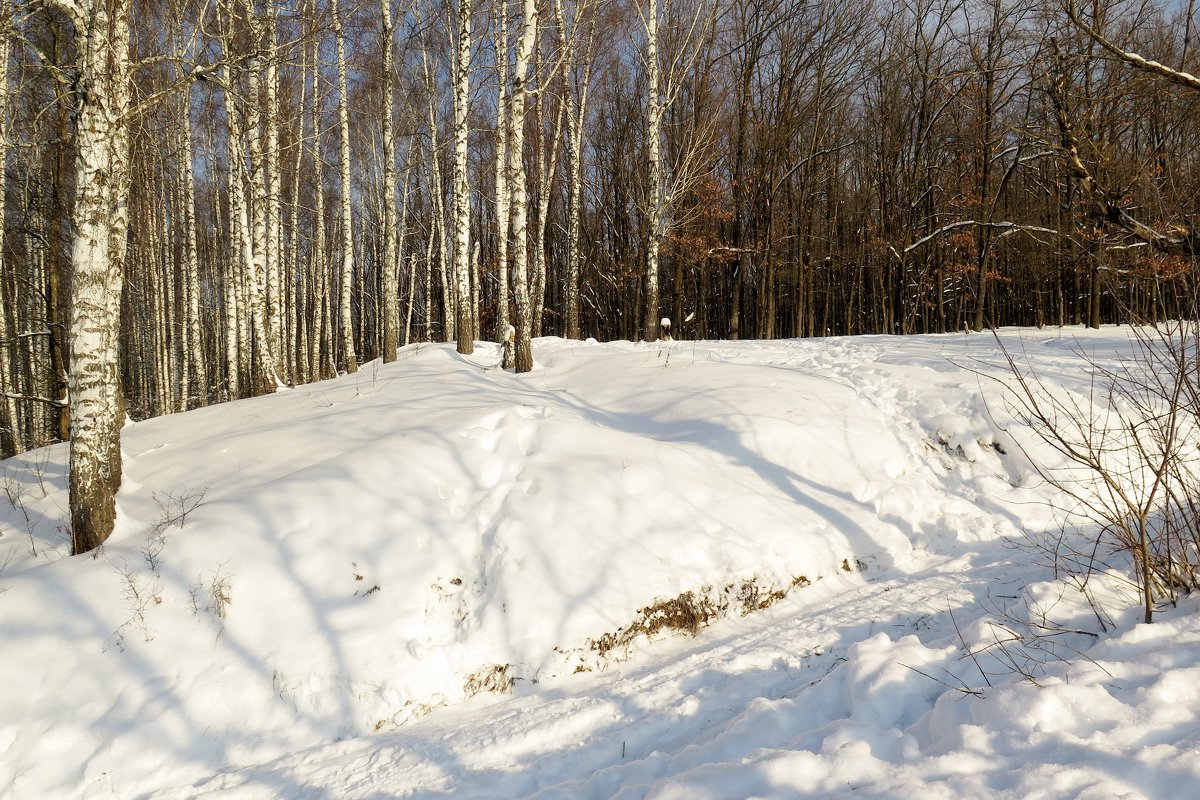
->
0, 0, 1197, 551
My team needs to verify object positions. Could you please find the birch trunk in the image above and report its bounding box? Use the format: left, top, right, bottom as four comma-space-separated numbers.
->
397, 165, 412, 344
0, 8, 16, 453
420, 44, 453, 343
222, 75, 242, 400
61, 0, 134, 554
264, 3, 283, 371
424, 204, 438, 341
381, 0, 399, 362
452, 0, 474, 354
642, 0, 663, 342
494, 2, 512, 365
228, 13, 280, 396
308, 23, 326, 381
285, 38, 307, 385
333, 0, 358, 373
179, 91, 206, 408
509, 0, 537, 372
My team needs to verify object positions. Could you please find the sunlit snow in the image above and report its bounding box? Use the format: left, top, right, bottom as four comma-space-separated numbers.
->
1, 329, 1197, 799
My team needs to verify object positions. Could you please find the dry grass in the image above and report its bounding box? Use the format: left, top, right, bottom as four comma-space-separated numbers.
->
591, 574, 811, 658
464, 663, 514, 696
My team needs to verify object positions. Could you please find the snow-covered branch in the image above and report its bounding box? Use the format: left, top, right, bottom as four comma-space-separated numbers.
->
1048, 37, 1200, 257
903, 221, 1066, 254
1066, 2, 1200, 93
2, 391, 65, 408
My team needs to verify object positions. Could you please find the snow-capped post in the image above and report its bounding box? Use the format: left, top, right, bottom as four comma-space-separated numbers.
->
659, 317, 672, 341
53, 0, 134, 554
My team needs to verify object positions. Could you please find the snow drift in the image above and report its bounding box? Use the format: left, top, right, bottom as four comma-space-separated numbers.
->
1, 330, 1196, 799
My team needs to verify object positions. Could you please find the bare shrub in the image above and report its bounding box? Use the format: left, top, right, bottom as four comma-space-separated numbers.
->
997, 320, 1200, 623
144, 487, 207, 576
107, 558, 163, 650
1, 469, 39, 557
191, 563, 232, 621
151, 487, 207, 532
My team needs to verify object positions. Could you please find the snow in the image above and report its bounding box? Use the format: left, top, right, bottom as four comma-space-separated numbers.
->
1, 328, 1198, 799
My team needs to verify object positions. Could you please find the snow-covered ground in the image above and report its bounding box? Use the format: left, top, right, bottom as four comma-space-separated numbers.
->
1, 329, 1197, 799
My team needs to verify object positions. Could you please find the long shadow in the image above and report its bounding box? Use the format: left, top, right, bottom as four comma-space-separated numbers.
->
546, 386, 902, 572
174, 550, 1092, 799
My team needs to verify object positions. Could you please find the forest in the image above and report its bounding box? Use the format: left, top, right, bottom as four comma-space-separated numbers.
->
0, 0, 1197, 461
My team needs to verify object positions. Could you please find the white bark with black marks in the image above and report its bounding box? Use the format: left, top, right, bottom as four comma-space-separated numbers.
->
453, 0, 474, 354
333, 0, 358, 373
58, 0, 134, 554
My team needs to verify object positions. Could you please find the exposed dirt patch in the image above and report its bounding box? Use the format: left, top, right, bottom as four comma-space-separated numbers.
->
380, 571, 823, 729
590, 573, 813, 660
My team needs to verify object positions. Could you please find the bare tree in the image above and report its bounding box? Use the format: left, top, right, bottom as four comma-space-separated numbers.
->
637, 0, 715, 341
554, 0, 596, 340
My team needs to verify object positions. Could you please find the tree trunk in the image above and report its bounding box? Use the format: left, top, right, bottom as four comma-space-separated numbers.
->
381, 0, 399, 362
0, 9, 15, 455
264, 3, 283, 373
554, 0, 592, 340
333, 0, 358, 373
509, 0, 538, 372
642, 0, 662, 342
453, 0, 474, 354
494, 3, 512, 364
63, 0, 134, 554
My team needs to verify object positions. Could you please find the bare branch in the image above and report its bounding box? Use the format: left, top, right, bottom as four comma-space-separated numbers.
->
1066, 2, 1200, 92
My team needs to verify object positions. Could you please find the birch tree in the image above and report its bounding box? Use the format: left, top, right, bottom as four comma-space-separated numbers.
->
493, 1, 513, 365
0, 2, 15, 453
641, 0, 663, 342
637, 0, 713, 341
453, 0, 474, 354
263, 2, 284, 373
508, 0, 538, 372
222, 0, 281, 396
333, 0, 358, 373
177, 86, 206, 408
419, 30, 452, 343
48, 0, 135, 553
381, 0, 400, 362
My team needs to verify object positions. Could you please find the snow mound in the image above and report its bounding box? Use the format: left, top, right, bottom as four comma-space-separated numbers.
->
1, 329, 1195, 800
